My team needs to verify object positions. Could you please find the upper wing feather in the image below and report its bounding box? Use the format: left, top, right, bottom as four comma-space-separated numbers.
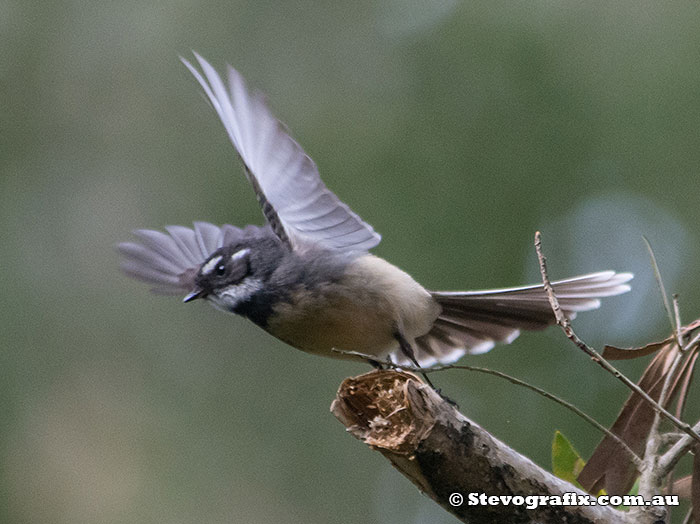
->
117, 222, 260, 295
181, 53, 381, 252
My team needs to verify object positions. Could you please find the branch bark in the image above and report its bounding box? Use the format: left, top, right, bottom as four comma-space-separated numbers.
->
331, 369, 627, 524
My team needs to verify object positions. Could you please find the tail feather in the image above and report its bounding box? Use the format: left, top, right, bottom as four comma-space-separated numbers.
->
393, 271, 633, 367
438, 315, 522, 344
412, 320, 483, 367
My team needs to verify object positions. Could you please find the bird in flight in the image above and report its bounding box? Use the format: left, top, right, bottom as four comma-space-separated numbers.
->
118, 53, 632, 370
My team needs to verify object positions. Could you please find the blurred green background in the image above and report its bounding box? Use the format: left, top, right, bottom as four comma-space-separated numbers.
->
3, 1, 700, 522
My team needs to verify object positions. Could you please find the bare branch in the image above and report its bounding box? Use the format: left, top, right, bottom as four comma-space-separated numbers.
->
638, 346, 682, 499
660, 420, 700, 477
534, 231, 700, 446
687, 331, 700, 352
333, 349, 642, 468
638, 285, 685, 500
331, 370, 627, 523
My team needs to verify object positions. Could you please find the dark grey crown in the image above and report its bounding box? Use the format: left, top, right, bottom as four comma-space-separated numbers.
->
193, 233, 287, 296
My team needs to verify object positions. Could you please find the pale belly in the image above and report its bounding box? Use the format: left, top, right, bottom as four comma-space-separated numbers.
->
265, 255, 440, 360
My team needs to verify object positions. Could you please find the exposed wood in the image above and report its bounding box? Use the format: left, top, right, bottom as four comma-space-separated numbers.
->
331, 369, 627, 524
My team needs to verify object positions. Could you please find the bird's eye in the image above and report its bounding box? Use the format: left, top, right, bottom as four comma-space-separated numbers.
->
216, 264, 226, 276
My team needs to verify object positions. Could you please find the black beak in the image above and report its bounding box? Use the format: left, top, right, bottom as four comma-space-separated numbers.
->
183, 288, 206, 303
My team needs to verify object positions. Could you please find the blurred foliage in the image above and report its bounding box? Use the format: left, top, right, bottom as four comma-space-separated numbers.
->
3, 1, 700, 523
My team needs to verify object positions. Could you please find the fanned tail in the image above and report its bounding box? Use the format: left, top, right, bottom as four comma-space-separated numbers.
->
391, 271, 633, 367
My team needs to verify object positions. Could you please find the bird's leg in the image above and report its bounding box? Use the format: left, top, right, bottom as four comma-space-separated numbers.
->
394, 332, 436, 390
367, 359, 384, 370
394, 332, 458, 407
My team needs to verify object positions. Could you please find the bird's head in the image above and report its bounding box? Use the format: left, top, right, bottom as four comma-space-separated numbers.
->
184, 242, 271, 312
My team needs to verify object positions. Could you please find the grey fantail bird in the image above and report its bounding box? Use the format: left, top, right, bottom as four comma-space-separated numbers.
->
118, 53, 633, 369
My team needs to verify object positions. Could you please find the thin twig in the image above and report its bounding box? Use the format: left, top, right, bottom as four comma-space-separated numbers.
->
658, 325, 700, 476
651, 290, 700, 478
660, 420, 700, 477
534, 231, 700, 446
639, 292, 688, 496
659, 433, 685, 447
658, 301, 685, 409
656, 297, 688, 513
648, 253, 694, 470
644, 236, 678, 343
687, 331, 700, 353
639, 346, 682, 497
333, 349, 642, 468
673, 295, 684, 348
674, 324, 700, 419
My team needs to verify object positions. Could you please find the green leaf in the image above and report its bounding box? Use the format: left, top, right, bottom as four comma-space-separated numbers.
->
552, 431, 586, 489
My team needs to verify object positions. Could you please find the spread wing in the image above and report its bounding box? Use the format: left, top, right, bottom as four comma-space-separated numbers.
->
181, 53, 381, 252
117, 222, 267, 294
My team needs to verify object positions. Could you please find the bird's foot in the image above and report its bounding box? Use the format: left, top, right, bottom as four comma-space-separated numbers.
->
433, 387, 459, 408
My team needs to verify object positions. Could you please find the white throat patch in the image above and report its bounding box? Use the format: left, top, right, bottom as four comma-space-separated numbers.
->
208, 277, 263, 312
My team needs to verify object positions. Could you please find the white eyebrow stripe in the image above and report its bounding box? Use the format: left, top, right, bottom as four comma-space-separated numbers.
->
201, 255, 223, 275
231, 248, 250, 262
